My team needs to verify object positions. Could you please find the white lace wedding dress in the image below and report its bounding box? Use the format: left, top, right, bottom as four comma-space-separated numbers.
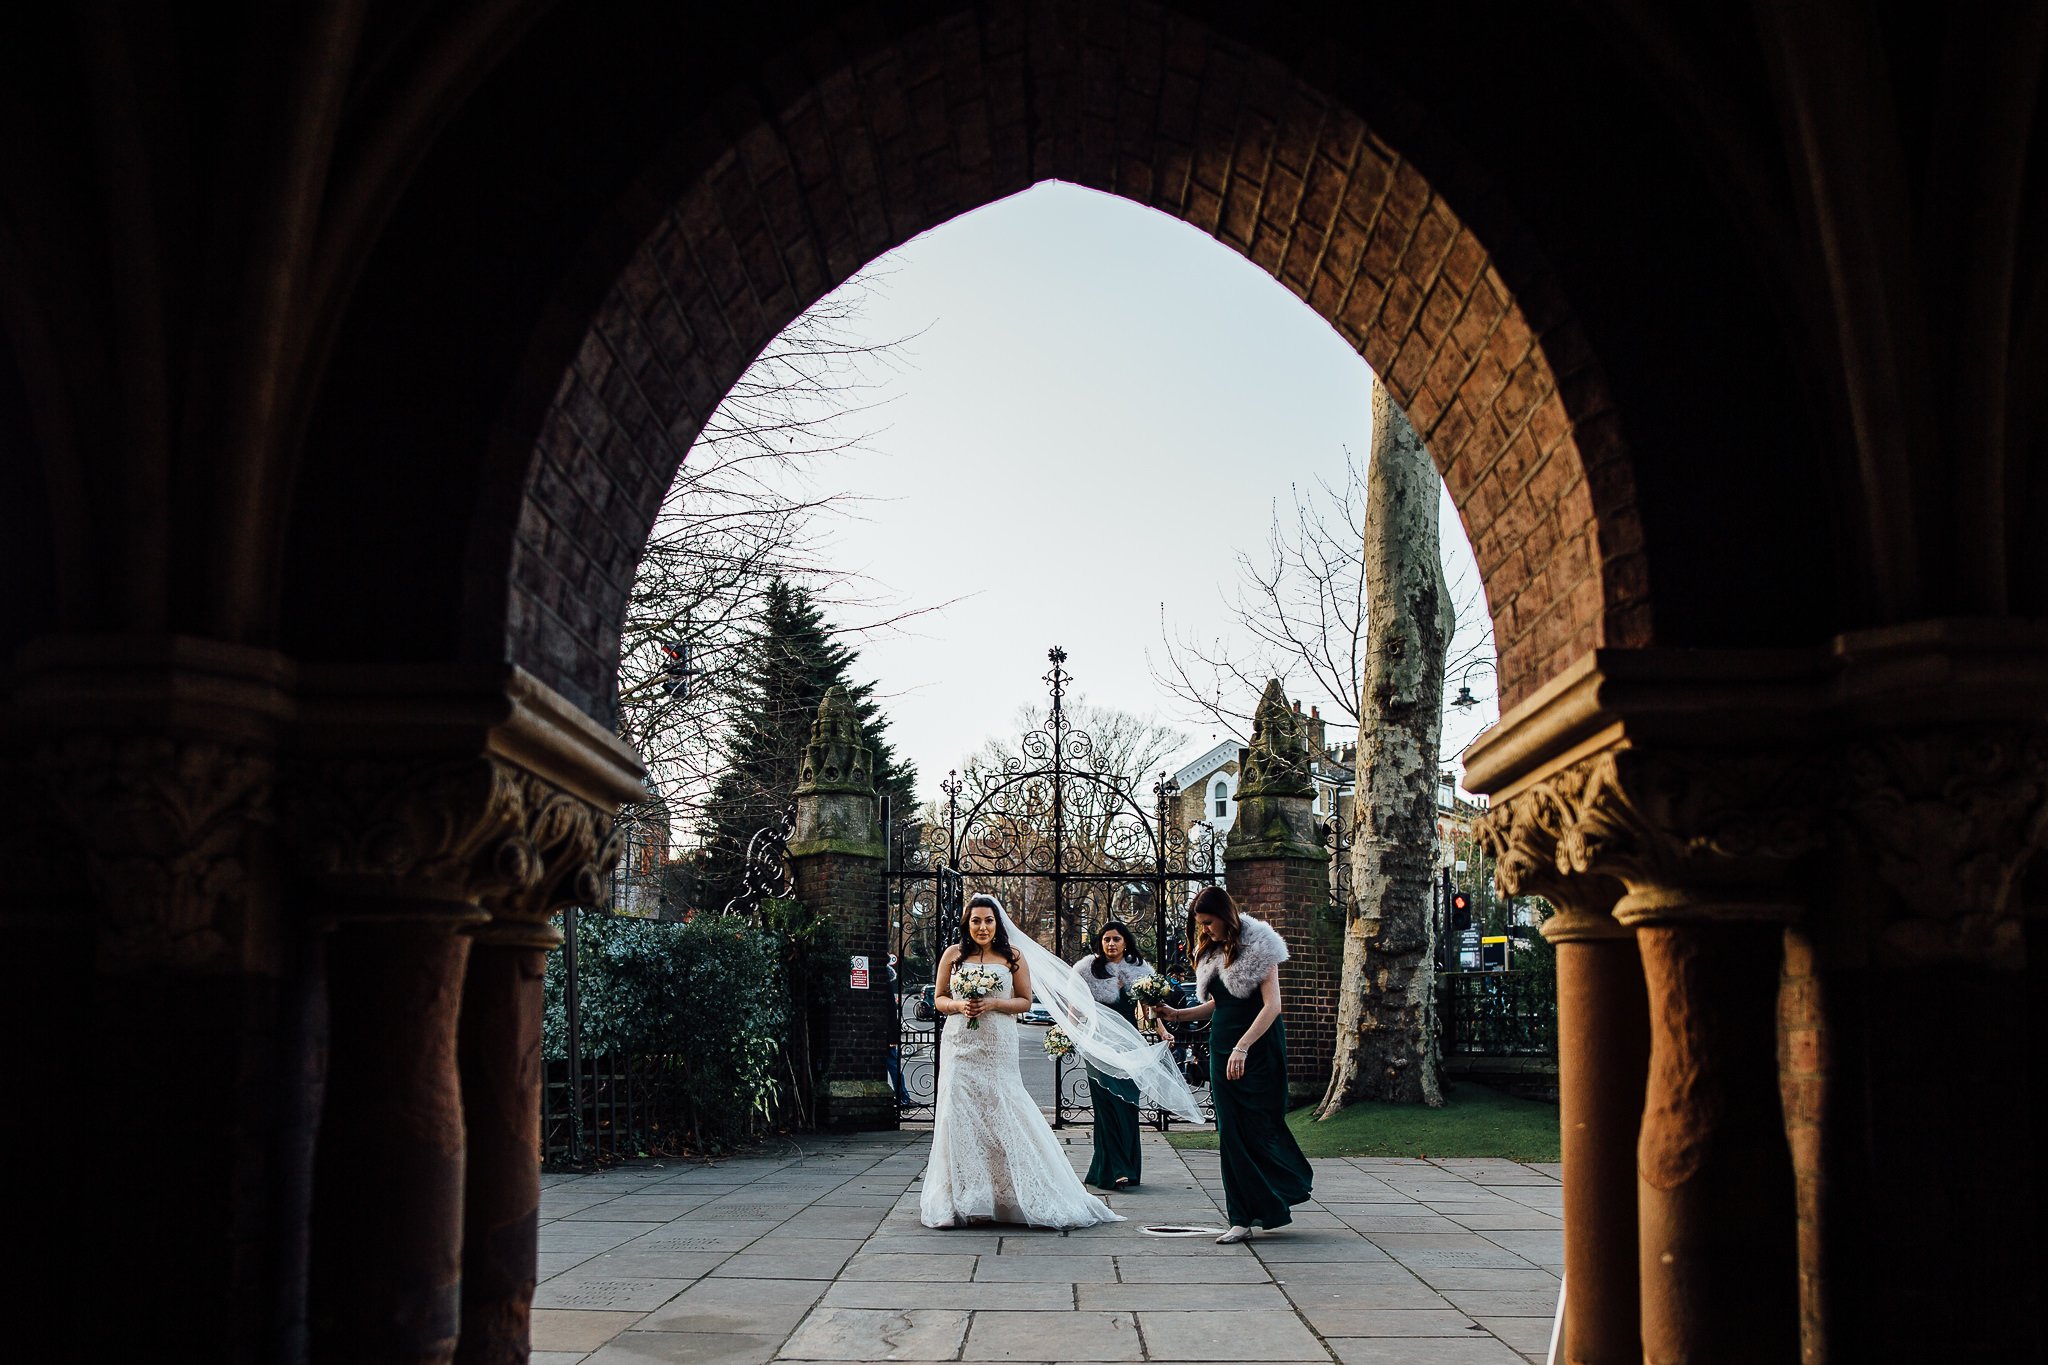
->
918, 962, 1123, 1229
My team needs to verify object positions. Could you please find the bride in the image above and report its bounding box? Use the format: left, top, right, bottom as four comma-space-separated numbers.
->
920, 893, 1202, 1230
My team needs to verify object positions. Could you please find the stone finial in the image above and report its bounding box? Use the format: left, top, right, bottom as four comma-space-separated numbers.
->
796, 685, 876, 796
1239, 679, 1315, 799
1226, 679, 1326, 862
790, 685, 882, 859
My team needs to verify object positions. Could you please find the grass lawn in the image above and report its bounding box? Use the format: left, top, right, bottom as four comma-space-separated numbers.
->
1166, 1082, 1561, 1162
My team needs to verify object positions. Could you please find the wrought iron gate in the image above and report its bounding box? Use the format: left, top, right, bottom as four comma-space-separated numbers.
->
887, 647, 1223, 1127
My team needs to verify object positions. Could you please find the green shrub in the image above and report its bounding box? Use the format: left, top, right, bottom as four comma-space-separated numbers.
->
543, 913, 790, 1149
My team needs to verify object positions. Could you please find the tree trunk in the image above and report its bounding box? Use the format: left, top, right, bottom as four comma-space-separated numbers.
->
1318, 381, 1454, 1114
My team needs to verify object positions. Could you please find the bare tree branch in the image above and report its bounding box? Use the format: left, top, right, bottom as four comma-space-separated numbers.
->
1149, 446, 1495, 758
615, 278, 944, 850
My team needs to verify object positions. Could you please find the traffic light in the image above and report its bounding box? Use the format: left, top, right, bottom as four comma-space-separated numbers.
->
658, 638, 692, 699
1451, 890, 1472, 929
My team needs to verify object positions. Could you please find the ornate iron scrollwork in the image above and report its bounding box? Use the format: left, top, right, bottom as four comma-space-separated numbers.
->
884, 647, 1225, 1127
722, 800, 795, 917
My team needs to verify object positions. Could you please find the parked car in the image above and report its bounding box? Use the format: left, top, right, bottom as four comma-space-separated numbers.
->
1019, 995, 1055, 1026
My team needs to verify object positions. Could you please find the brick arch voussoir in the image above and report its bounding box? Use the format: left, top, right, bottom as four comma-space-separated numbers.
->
508, 1, 1648, 722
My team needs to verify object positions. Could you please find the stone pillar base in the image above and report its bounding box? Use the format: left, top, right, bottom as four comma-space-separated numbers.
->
819, 1080, 899, 1131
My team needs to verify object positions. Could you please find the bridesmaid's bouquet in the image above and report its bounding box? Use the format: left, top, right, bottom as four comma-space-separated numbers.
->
1129, 974, 1176, 1006
1128, 972, 1176, 1032
950, 964, 1003, 1030
1042, 1026, 1075, 1058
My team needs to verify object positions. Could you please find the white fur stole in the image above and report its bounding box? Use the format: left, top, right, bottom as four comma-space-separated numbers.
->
1194, 915, 1289, 1001
1072, 954, 1150, 1004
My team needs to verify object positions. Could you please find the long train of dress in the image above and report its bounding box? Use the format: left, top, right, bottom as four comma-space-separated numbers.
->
918, 963, 1123, 1230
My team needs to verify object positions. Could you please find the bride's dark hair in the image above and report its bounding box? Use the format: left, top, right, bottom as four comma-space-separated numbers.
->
1088, 920, 1147, 978
958, 892, 1021, 970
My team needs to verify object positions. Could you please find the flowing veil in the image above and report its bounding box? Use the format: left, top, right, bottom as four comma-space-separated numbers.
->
990, 899, 1205, 1124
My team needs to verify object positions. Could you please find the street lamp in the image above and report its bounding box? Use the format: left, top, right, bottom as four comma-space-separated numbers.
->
1452, 658, 1498, 709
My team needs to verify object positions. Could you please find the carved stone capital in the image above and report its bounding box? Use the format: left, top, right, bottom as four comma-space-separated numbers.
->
283, 757, 532, 920
37, 735, 277, 972
476, 774, 623, 948
284, 754, 628, 938
1478, 746, 1820, 928
1475, 769, 1601, 907
1843, 726, 2048, 966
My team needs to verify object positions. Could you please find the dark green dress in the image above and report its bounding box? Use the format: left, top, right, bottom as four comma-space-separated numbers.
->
1208, 973, 1313, 1227
1083, 989, 1144, 1188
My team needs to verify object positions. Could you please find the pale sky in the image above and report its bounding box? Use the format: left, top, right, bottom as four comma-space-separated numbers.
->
744, 182, 1497, 799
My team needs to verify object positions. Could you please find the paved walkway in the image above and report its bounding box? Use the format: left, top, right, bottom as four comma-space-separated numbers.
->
534, 1131, 1563, 1364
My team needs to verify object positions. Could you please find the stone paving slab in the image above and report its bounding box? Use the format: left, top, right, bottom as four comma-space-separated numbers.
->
1325, 1341, 1526, 1365
537, 1310, 655, 1352
963, 1310, 1141, 1360
824, 1282, 1077, 1312
535, 1131, 1561, 1363
590, 1329, 789, 1363
1074, 1282, 1292, 1311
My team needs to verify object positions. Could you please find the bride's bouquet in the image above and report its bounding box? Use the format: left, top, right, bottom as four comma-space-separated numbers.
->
1042, 1026, 1075, 1058
950, 965, 1004, 1030
1128, 972, 1176, 1033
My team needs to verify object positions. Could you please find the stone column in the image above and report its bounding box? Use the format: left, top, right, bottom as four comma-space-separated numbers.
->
456, 783, 617, 1365
15, 639, 297, 1363
1561, 749, 1804, 1365
1550, 904, 1648, 1365
1460, 633, 2048, 1365
287, 666, 643, 1365
291, 758, 533, 1365
0, 765, 96, 1358
787, 686, 893, 1130
1627, 916, 1795, 1364
1481, 795, 1644, 1365
1223, 681, 1335, 1102
1811, 721, 2048, 1362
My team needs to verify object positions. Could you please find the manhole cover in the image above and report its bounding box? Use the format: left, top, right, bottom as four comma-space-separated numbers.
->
1139, 1224, 1227, 1237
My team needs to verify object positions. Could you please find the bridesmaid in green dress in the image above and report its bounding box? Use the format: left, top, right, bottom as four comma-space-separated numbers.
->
1075, 922, 1148, 1188
1155, 886, 1312, 1243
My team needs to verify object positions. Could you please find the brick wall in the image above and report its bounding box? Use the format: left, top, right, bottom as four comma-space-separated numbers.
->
790, 849, 893, 1129
1226, 854, 1340, 1099
509, 0, 1648, 723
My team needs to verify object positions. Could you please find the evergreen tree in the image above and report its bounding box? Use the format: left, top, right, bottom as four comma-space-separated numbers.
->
699, 579, 918, 909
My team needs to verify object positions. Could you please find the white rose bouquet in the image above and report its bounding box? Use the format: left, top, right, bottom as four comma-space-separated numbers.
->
1128, 972, 1176, 1032
1042, 1025, 1075, 1058
1128, 973, 1176, 1006
950, 964, 1004, 1030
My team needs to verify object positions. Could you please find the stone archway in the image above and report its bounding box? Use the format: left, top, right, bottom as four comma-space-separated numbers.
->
489, 5, 1648, 724
29, 3, 2047, 1362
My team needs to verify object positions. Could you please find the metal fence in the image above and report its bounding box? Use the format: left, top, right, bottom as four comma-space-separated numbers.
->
1436, 969, 1557, 1057
540, 1050, 696, 1167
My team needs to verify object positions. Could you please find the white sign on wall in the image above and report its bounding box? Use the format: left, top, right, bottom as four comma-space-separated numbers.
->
849, 954, 870, 990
